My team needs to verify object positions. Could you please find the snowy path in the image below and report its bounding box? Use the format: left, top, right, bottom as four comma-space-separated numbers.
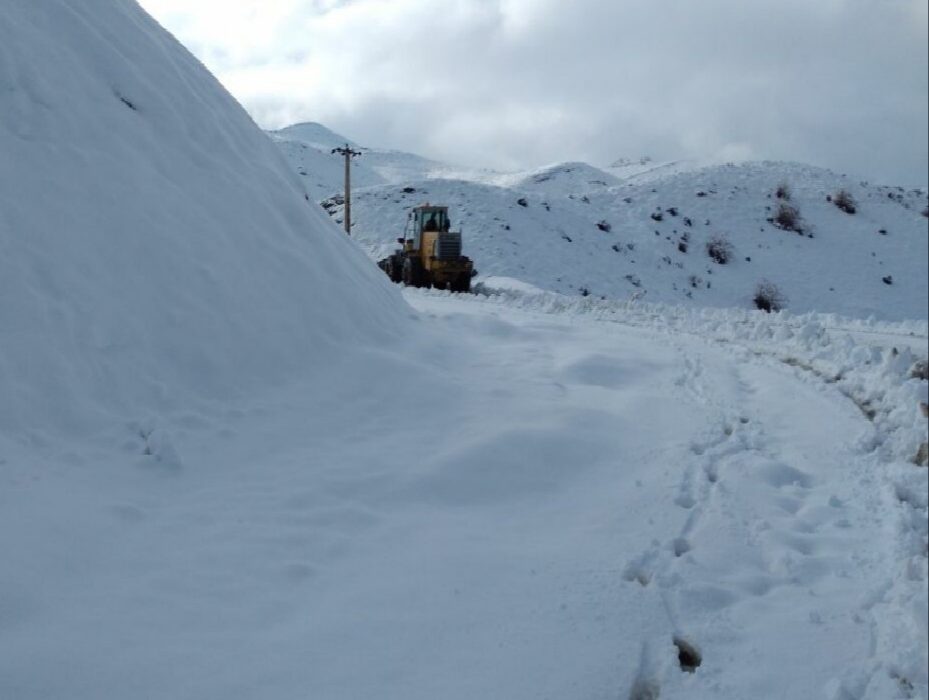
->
1, 292, 923, 699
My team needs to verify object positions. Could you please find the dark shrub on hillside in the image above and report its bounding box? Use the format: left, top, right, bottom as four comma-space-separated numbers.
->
706, 234, 734, 264
775, 182, 791, 201
754, 280, 786, 312
596, 220, 612, 232
772, 203, 803, 233
832, 189, 857, 214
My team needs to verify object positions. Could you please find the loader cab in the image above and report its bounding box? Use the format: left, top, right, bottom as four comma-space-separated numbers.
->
410, 206, 449, 250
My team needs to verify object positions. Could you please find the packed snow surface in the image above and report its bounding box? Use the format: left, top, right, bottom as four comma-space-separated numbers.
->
3, 287, 926, 699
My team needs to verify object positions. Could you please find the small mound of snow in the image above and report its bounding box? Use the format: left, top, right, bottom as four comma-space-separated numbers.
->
475, 276, 548, 295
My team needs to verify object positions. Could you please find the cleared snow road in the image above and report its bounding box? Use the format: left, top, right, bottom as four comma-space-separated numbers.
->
0, 291, 921, 700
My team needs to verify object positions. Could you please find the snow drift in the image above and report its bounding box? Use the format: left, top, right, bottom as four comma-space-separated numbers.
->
0, 0, 406, 436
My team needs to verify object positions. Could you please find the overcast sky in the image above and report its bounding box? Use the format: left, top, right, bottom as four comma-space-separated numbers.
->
138, 0, 928, 185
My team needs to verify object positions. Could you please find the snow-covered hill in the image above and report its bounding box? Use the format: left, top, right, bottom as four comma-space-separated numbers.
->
274, 124, 928, 321
0, 4, 404, 437
269, 121, 498, 194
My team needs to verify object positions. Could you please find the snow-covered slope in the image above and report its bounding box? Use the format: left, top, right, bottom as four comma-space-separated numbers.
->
313, 152, 928, 320
270, 122, 927, 321
491, 160, 622, 197
0, 2, 405, 437
269, 121, 502, 193
270, 136, 389, 199
270, 121, 359, 151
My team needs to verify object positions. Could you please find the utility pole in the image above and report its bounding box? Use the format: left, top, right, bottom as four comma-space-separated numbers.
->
331, 144, 362, 235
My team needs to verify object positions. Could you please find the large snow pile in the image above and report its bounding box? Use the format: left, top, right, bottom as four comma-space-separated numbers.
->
0, 1, 405, 437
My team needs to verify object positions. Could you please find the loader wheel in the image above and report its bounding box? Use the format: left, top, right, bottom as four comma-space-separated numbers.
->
387, 256, 402, 283
402, 258, 418, 287
452, 274, 471, 293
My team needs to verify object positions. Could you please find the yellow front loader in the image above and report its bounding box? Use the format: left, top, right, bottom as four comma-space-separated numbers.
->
378, 205, 475, 292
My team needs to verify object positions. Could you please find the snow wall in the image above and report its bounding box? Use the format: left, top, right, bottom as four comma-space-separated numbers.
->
0, 0, 407, 436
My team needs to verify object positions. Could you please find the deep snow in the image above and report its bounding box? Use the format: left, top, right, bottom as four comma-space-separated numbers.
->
0, 2, 405, 438
2, 288, 926, 699
1, 4, 927, 700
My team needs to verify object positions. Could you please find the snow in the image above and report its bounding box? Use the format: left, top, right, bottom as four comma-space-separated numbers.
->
490, 160, 622, 197
0, 2, 405, 437
2, 5, 927, 700
270, 121, 498, 195
289, 126, 928, 321
4, 285, 926, 699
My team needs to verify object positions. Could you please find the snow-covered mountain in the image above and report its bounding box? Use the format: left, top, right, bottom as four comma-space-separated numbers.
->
273, 125, 928, 321
269, 121, 498, 193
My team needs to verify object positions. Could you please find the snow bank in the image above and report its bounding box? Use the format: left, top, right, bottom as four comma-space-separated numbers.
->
0, 0, 406, 437
465, 283, 929, 464
417, 285, 929, 696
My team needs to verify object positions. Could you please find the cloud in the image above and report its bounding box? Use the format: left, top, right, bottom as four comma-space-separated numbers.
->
139, 0, 928, 184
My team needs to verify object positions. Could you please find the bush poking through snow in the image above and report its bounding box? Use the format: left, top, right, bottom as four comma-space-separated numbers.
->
772, 203, 803, 233
775, 182, 791, 200
706, 234, 734, 265
832, 189, 857, 214
754, 280, 786, 312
